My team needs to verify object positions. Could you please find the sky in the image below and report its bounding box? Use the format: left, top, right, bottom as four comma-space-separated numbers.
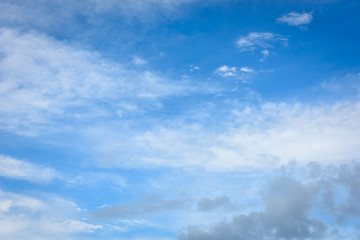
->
0, 0, 360, 239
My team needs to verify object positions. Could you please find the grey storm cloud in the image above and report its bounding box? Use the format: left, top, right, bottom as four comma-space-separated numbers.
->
179, 162, 360, 240
93, 193, 189, 219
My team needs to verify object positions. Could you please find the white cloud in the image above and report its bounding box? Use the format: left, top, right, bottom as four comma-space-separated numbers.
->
132, 55, 147, 65
189, 65, 200, 72
0, 189, 124, 239
215, 65, 255, 78
236, 32, 288, 52
239, 66, 254, 73
0, 190, 45, 213
215, 65, 237, 77
91, 100, 360, 171
277, 11, 313, 26
63, 219, 103, 233
260, 49, 270, 62
0, 155, 59, 183
0, 28, 198, 136
207, 101, 360, 170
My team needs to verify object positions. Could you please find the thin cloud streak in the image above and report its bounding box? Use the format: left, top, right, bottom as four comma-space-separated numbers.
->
0, 155, 59, 183
236, 32, 288, 52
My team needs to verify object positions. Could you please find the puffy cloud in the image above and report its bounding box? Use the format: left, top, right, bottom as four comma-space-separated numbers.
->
179, 176, 326, 240
215, 65, 237, 77
277, 11, 313, 26
236, 32, 288, 52
179, 162, 360, 240
0, 155, 59, 183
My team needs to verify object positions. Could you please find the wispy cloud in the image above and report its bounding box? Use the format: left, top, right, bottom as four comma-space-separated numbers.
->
0, 28, 200, 136
0, 155, 59, 183
0, 189, 125, 239
93, 193, 189, 219
277, 11, 313, 26
132, 55, 147, 65
236, 32, 288, 52
0, 0, 218, 27
260, 49, 270, 62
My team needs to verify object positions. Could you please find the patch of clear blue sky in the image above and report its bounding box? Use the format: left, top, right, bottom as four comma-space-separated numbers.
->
52, 0, 360, 103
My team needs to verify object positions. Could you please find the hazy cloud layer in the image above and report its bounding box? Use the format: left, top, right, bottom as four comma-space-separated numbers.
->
0, 0, 220, 27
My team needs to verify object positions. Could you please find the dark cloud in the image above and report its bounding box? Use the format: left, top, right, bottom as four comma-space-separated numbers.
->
197, 196, 231, 211
180, 177, 325, 240
93, 193, 189, 219
320, 162, 360, 223
180, 162, 360, 240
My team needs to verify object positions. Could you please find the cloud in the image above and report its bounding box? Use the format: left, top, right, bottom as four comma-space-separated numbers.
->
0, 189, 125, 239
0, 189, 45, 213
197, 196, 231, 211
0, 28, 199, 136
0, 155, 59, 183
132, 55, 147, 65
190, 65, 200, 72
318, 162, 360, 222
179, 176, 326, 240
277, 11, 313, 26
63, 219, 103, 233
260, 49, 270, 62
317, 72, 360, 97
179, 161, 360, 240
236, 32, 288, 52
215, 65, 255, 80
95, 100, 360, 171
93, 193, 189, 219
215, 65, 237, 77
0, 0, 219, 27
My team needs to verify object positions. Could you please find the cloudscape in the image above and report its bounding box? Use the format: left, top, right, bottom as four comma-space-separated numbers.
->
0, 0, 360, 239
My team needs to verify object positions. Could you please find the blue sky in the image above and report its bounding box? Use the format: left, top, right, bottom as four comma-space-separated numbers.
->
0, 0, 360, 239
